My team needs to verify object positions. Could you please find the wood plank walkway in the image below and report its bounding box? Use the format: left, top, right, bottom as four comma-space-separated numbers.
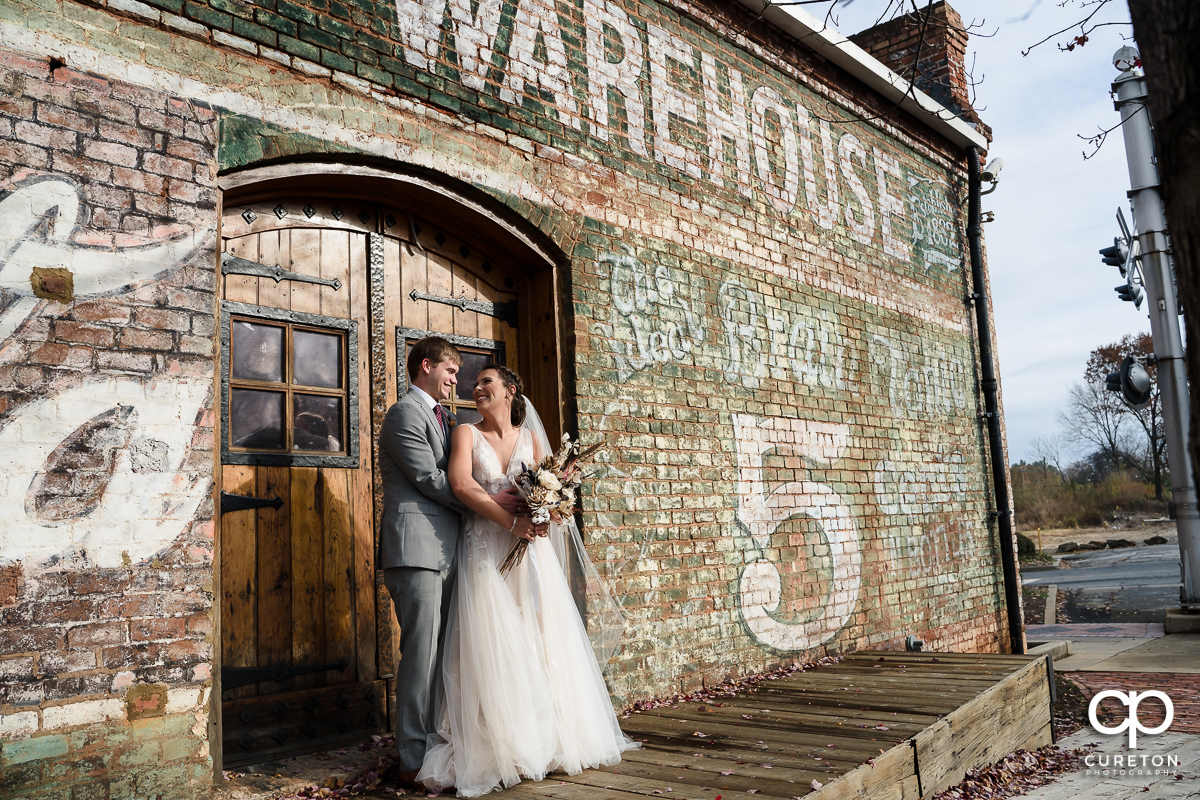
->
496, 651, 1052, 800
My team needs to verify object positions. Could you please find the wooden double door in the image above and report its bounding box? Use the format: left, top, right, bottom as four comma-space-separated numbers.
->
216, 189, 551, 765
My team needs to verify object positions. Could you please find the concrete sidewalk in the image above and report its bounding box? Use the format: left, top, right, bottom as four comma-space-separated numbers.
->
1015, 624, 1200, 798
1021, 729, 1200, 799
1026, 623, 1200, 673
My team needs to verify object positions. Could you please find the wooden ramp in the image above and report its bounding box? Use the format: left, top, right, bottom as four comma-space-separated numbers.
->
496, 652, 1053, 800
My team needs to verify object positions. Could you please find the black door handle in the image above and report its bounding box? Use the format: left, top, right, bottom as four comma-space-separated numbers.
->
220, 491, 284, 514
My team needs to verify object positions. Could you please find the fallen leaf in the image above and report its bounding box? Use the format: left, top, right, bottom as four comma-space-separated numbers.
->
811, 779, 823, 790
747, 791, 758, 795
694, 732, 708, 738
720, 771, 734, 776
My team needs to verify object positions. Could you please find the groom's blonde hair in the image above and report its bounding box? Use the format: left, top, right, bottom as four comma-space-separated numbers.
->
407, 336, 463, 380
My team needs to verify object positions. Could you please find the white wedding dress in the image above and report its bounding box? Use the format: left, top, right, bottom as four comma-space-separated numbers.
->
416, 423, 636, 797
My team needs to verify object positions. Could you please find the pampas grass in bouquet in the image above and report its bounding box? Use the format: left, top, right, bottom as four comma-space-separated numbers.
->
498, 433, 606, 576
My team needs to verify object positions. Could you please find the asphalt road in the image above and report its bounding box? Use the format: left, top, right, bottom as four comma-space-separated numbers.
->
1023, 544, 1182, 622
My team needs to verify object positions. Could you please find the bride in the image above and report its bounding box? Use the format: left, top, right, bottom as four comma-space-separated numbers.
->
417, 365, 636, 796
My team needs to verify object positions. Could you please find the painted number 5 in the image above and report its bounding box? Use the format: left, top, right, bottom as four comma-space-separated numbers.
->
732, 414, 861, 651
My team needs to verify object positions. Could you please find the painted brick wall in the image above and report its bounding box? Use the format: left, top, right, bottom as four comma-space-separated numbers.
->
0, 49, 218, 798
0, 0, 1014, 793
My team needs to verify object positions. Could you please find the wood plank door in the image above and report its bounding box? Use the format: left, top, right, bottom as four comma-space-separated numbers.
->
375, 208, 521, 413
218, 197, 380, 766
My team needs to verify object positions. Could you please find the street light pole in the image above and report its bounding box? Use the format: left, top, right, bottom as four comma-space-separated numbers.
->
1112, 46, 1200, 607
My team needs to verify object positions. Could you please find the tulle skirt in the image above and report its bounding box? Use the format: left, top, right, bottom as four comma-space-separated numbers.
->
417, 514, 636, 796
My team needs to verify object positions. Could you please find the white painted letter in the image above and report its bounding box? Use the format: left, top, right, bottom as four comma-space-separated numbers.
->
750, 86, 799, 215
873, 147, 909, 260
800, 112, 839, 230
647, 23, 702, 178
582, 0, 648, 155
502, 0, 580, 129
394, 0, 502, 90
837, 132, 874, 245
732, 414, 861, 652
700, 53, 752, 197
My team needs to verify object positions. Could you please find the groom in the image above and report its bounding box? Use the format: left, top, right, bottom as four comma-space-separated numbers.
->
378, 336, 523, 785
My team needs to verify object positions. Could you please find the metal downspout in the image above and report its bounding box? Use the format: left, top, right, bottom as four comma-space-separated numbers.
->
967, 146, 1024, 654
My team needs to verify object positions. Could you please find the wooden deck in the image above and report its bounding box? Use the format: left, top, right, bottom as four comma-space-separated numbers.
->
496, 652, 1053, 800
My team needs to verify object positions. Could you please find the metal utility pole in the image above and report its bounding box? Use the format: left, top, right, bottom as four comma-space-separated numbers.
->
1112, 46, 1200, 607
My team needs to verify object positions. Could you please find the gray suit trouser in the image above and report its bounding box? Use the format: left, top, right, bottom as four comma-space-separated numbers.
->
385, 563, 457, 772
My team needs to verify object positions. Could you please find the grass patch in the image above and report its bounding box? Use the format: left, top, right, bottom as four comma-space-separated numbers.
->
1012, 468, 1165, 531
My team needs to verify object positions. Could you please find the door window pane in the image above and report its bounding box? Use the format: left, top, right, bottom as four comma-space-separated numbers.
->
401, 335, 503, 424
294, 394, 343, 452
232, 321, 285, 383
225, 311, 354, 463
230, 389, 285, 449
293, 329, 342, 388
456, 351, 493, 402
453, 406, 483, 425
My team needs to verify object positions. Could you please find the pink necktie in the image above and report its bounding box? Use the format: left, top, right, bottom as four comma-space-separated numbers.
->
433, 404, 446, 438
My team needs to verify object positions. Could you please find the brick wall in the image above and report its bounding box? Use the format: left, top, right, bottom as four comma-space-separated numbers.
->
0, 0, 1014, 793
849, 1, 989, 135
0, 49, 218, 798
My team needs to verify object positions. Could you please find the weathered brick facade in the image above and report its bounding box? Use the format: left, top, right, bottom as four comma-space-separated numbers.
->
0, 47, 218, 796
0, 0, 1013, 796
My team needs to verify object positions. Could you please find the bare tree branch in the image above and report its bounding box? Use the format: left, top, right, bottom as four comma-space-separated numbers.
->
1020, 0, 1120, 56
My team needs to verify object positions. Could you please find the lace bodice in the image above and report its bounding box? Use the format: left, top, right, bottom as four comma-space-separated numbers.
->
468, 424, 534, 495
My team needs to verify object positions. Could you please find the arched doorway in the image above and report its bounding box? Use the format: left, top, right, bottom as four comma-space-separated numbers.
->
213, 163, 565, 767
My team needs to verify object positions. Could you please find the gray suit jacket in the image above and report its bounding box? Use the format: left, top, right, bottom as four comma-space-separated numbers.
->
378, 390, 466, 571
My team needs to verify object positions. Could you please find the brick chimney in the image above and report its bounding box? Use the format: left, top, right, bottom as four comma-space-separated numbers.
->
849, 1, 991, 140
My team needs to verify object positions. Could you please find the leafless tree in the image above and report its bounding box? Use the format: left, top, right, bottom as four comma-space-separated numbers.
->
1060, 381, 1135, 477
1030, 433, 1072, 483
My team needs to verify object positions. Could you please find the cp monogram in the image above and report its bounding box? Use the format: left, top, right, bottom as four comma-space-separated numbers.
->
1088, 690, 1174, 749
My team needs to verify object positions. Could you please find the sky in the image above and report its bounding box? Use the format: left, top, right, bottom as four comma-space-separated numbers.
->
827, 0, 1150, 464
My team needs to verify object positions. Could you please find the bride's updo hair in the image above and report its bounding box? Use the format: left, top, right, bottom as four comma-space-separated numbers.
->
483, 365, 526, 427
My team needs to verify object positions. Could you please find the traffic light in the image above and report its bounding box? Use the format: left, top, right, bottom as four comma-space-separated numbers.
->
1101, 209, 1144, 308
1100, 238, 1129, 273
1115, 281, 1144, 305
1105, 355, 1153, 410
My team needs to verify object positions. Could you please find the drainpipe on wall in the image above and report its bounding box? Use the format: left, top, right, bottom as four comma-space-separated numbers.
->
967, 146, 1024, 654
